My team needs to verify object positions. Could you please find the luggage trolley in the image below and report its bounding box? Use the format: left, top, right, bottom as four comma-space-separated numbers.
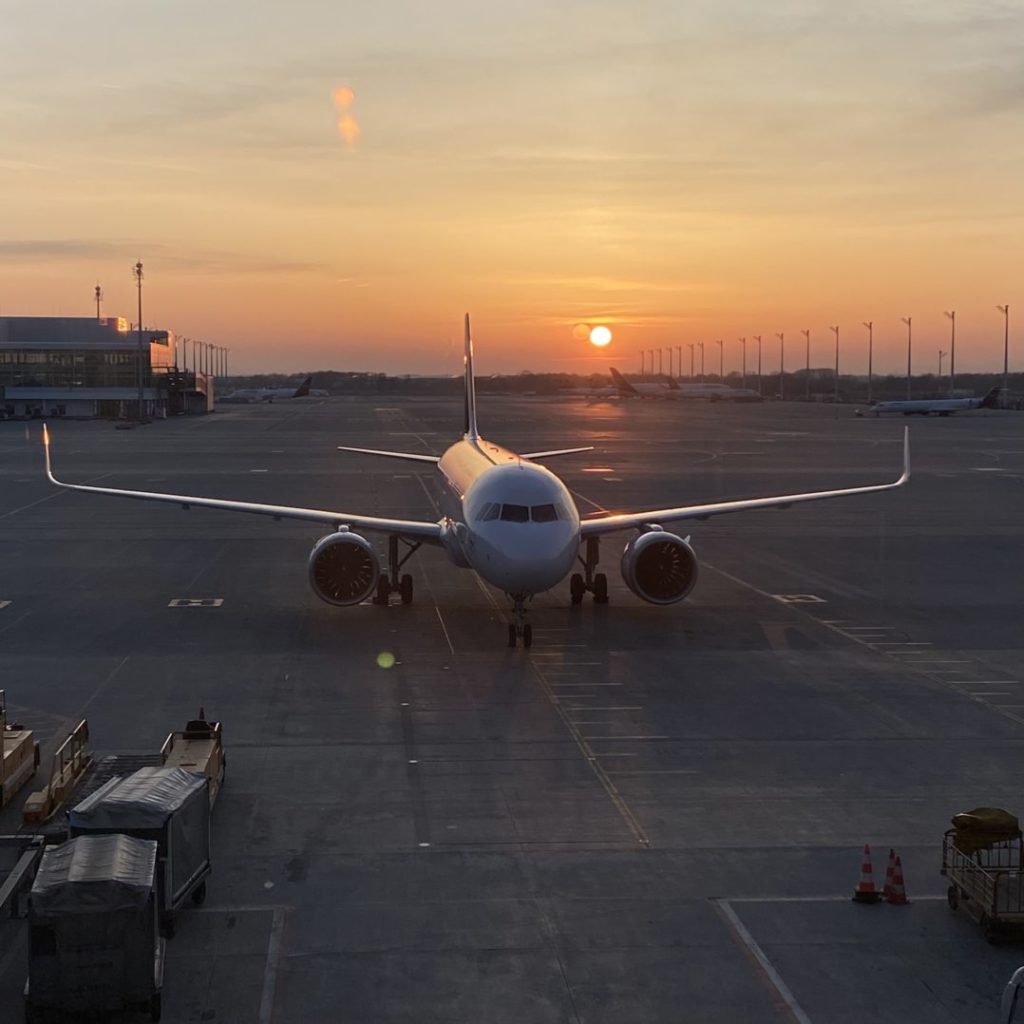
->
942, 809, 1024, 943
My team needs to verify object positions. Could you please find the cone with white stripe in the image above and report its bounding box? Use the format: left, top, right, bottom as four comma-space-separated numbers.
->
852, 843, 882, 904
886, 855, 909, 906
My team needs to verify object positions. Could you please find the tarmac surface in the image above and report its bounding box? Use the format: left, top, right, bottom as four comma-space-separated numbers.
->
1, 393, 1023, 1022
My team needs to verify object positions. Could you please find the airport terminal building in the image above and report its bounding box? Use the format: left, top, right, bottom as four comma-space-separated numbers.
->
0, 316, 212, 419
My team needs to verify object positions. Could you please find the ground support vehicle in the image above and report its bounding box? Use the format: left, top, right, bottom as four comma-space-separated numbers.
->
25, 833, 164, 1022
69, 766, 212, 937
943, 823, 1024, 942
159, 709, 225, 805
1, 691, 41, 809
0, 835, 46, 919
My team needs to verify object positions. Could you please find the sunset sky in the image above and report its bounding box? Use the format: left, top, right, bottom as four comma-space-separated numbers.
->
1, 1, 1021, 375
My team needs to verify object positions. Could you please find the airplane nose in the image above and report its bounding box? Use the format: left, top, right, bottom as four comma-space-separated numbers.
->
487, 527, 578, 593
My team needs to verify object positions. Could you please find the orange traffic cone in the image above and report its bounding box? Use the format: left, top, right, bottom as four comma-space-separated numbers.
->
853, 844, 882, 904
886, 855, 910, 905
882, 848, 896, 901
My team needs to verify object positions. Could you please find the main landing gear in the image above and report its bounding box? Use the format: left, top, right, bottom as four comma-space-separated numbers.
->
507, 594, 533, 648
570, 536, 608, 605
373, 535, 420, 606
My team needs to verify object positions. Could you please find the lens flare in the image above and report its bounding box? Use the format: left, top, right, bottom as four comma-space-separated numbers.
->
572, 323, 591, 341
589, 325, 612, 347
332, 86, 355, 110
376, 651, 395, 669
337, 114, 360, 146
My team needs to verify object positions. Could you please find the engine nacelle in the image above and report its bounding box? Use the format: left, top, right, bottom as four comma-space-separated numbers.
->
620, 530, 698, 605
308, 531, 380, 606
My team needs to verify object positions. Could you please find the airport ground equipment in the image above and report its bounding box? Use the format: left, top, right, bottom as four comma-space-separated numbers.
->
159, 708, 225, 805
0, 691, 41, 809
0, 835, 45, 919
942, 808, 1024, 942
21, 720, 91, 825
69, 767, 211, 937
25, 833, 164, 1022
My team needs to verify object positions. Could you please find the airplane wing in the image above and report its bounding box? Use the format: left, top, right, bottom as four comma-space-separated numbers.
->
337, 445, 440, 464
44, 426, 444, 541
580, 428, 909, 537
521, 446, 594, 459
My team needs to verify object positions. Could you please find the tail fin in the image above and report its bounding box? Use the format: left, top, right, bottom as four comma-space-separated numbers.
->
463, 314, 479, 439
609, 367, 639, 396
980, 386, 1002, 409
293, 376, 312, 398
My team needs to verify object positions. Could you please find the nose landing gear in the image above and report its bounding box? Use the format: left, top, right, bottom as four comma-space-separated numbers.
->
506, 594, 533, 648
570, 536, 609, 605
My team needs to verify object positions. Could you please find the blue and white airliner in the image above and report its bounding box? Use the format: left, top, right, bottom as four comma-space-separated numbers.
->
44, 316, 910, 647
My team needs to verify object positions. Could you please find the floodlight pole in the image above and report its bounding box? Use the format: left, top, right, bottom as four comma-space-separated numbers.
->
862, 321, 873, 403
134, 261, 144, 422
938, 349, 946, 387
801, 329, 810, 400
688, 343, 695, 380
829, 325, 839, 403
676, 346, 682, 381
902, 317, 912, 399
716, 339, 723, 380
997, 304, 1009, 401
739, 337, 747, 389
754, 335, 762, 394
775, 332, 785, 400
94, 284, 103, 321
944, 311, 955, 396
698, 341, 705, 382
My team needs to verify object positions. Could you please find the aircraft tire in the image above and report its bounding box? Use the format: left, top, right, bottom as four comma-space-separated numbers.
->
523, 624, 532, 648
374, 578, 390, 605
593, 573, 609, 604
570, 573, 585, 605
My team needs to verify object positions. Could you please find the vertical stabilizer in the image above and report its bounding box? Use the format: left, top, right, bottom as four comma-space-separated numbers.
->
463, 313, 479, 439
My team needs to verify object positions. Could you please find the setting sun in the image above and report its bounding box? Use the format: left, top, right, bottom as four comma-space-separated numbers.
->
589, 325, 612, 347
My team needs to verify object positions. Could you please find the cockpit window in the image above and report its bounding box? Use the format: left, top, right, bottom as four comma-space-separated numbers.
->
499, 504, 529, 523
477, 502, 501, 521
530, 504, 558, 522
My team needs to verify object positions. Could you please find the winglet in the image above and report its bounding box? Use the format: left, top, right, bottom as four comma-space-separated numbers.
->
42, 422, 56, 483
896, 426, 911, 485
463, 313, 479, 440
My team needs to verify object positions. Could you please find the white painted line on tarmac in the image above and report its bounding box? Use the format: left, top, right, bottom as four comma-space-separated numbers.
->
953, 680, 1021, 685
168, 598, 224, 608
250, 468, 269, 473
872, 641, 932, 646
259, 906, 287, 1024
714, 900, 814, 1024
582, 734, 669, 741
549, 682, 622, 687
970, 692, 1013, 697
607, 769, 699, 776
568, 706, 643, 712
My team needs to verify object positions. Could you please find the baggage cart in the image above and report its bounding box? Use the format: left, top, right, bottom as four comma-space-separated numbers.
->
69, 767, 211, 937
25, 833, 164, 1022
1, 690, 40, 808
159, 708, 225, 806
943, 826, 1024, 942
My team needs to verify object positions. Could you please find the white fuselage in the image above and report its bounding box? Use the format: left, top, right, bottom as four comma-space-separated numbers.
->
873, 397, 981, 415
437, 437, 580, 595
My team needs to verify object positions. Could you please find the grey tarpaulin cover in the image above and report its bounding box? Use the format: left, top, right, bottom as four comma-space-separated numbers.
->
69, 766, 206, 829
30, 834, 156, 915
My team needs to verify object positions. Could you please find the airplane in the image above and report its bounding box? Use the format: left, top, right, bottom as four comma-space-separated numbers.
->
42, 315, 911, 648
609, 367, 682, 398
858, 386, 1001, 417
610, 369, 762, 402
220, 376, 313, 403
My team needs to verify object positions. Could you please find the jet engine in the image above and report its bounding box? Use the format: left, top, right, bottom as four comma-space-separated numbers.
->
308, 531, 380, 606
620, 530, 698, 605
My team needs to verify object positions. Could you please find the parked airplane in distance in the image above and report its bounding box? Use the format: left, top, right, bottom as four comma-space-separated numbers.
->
221, 377, 312, 403
43, 317, 910, 648
857, 386, 1001, 417
610, 368, 762, 402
